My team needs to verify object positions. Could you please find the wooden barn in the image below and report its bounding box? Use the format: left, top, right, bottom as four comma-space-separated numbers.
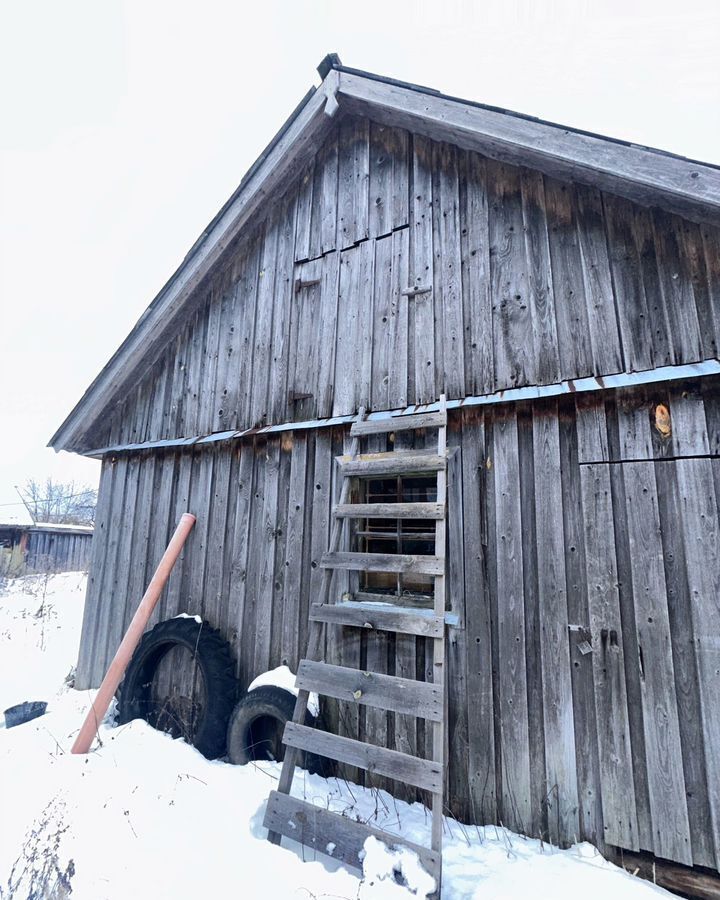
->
51, 58, 720, 890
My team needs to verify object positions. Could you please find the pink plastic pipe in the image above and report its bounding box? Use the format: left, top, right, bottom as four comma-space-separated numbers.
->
71, 512, 196, 754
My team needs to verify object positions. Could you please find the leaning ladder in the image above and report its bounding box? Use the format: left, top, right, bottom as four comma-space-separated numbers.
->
264, 395, 448, 892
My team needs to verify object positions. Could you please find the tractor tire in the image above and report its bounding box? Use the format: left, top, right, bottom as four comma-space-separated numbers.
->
226, 685, 328, 776
116, 617, 237, 759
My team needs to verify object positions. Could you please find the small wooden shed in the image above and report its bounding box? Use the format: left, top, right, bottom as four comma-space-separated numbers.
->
51, 58, 720, 889
1, 519, 93, 576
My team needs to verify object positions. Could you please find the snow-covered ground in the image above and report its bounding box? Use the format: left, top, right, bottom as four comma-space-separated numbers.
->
0, 574, 673, 899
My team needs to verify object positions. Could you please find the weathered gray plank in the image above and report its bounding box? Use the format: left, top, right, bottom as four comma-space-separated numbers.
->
521, 170, 561, 384
284, 723, 442, 792
321, 551, 443, 575
371, 230, 410, 410
280, 434, 308, 668
493, 406, 532, 832
410, 134, 436, 403
296, 660, 443, 721
227, 443, 255, 682
338, 450, 443, 477
333, 241, 374, 416
310, 602, 444, 637
263, 791, 440, 875
675, 457, 720, 869
533, 402, 580, 843
604, 194, 654, 372
623, 459, 692, 864
488, 160, 534, 389
460, 151, 493, 395
574, 184, 623, 375
334, 502, 444, 519
577, 403, 638, 850
436, 142, 465, 398
337, 117, 369, 249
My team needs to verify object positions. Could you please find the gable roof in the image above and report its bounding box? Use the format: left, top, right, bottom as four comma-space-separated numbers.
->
50, 55, 720, 453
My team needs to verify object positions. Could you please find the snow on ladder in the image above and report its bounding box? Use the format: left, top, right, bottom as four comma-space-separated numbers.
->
263, 396, 449, 895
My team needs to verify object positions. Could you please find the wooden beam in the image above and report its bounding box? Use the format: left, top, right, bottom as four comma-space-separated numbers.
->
350, 410, 446, 435
321, 551, 444, 575
338, 451, 446, 476
296, 659, 444, 720
615, 851, 720, 900
309, 601, 445, 637
283, 722, 443, 791
263, 791, 440, 875
333, 501, 445, 519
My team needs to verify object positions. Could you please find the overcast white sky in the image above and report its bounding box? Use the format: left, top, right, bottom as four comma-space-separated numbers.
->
1, 0, 719, 519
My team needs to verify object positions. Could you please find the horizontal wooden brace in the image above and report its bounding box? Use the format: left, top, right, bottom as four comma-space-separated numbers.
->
321, 551, 444, 575
283, 722, 443, 792
350, 410, 446, 436
263, 791, 441, 875
309, 601, 445, 637
338, 451, 446, 477
333, 502, 445, 519
296, 659, 443, 720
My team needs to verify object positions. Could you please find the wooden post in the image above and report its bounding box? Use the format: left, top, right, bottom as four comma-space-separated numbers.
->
71, 513, 196, 754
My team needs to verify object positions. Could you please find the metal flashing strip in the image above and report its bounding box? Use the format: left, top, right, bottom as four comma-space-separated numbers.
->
86, 358, 720, 458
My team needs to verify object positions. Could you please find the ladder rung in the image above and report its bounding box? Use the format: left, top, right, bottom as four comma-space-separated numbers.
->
309, 601, 445, 637
338, 451, 446, 477
283, 723, 443, 792
321, 551, 444, 575
350, 410, 447, 437
333, 502, 445, 519
296, 660, 443, 721
263, 791, 441, 875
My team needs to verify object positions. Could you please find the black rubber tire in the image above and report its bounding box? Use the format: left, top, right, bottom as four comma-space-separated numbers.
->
226, 685, 328, 776
116, 617, 238, 759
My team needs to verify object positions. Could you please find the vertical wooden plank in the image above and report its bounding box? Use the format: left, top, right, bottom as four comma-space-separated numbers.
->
316, 250, 340, 418
235, 236, 261, 428
493, 406, 532, 833
253, 438, 281, 675
197, 285, 223, 436
446, 430, 470, 820
632, 207, 674, 368
204, 448, 232, 629
436, 143, 465, 399
250, 223, 279, 426
410, 134, 436, 404
603, 194, 654, 372
309, 132, 339, 258
675, 457, 720, 869
337, 117, 369, 249
654, 457, 717, 869
75, 457, 116, 689
460, 151, 493, 395
516, 405, 546, 840
294, 164, 313, 262
371, 230, 409, 411
227, 442, 256, 686
576, 398, 638, 850
679, 219, 718, 360
461, 411, 496, 823
268, 191, 298, 424
333, 242, 374, 416
214, 270, 240, 434
701, 226, 720, 349
287, 257, 322, 422
149, 453, 176, 627
101, 455, 140, 675
544, 177, 593, 380
520, 171, 561, 385
369, 123, 409, 238
533, 401, 580, 844
163, 451, 193, 620
488, 160, 534, 389
122, 456, 157, 632
187, 449, 214, 616
652, 210, 702, 364
574, 184, 624, 375
281, 433, 307, 668
623, 459, 692, 864
559, 398, 604, 849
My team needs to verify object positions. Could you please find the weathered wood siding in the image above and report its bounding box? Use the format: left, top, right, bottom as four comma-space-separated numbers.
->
83, 117, 720, 452
25, 530, 93, 573
77, 377, 720, 871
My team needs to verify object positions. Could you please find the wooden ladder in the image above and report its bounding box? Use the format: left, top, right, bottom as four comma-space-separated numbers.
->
264, 396, 448, 892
